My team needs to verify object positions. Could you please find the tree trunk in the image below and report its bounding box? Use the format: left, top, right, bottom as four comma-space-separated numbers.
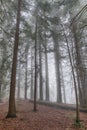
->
72, 24, 87, 107
60, 65, 66, 103
24, 49, 28, 100
17, 62, 21, 100
31, 46, 34, 99
33, 17, 38, 112
6, 0, 21, 118
0, 80, 2, 102
62, 25, 80, 123
39, 40, 43, 100
52, 33, 62, 103
45, 38, 49, 101
0, 46, 7, 102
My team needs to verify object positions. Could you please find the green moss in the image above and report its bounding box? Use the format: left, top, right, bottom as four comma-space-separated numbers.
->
74, 120, 84, 128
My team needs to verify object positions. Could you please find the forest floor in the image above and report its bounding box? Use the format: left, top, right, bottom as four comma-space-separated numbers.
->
0, 100, 87, 130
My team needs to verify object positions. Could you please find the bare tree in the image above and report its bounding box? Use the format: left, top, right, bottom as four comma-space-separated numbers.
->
62, 24, 80, 123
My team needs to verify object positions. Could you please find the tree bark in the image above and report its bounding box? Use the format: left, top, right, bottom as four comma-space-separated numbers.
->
6, 0, 21, 118
33, 17, 38, 112
31, 46, 34, 100
72, 24, 87, 107
39, 39, 43, 100
17, 62, 21, 100
62, 25, 80, 123
44, 36, 49, 101
24, 48, 28, 100
52, 32, 62, 103
60, 65, 66, 103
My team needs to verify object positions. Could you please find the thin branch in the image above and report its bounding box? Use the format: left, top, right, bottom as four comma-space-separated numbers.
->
71, 4, 87, 25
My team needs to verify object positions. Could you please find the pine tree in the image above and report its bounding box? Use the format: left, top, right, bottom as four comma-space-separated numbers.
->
6, 0, 22, 118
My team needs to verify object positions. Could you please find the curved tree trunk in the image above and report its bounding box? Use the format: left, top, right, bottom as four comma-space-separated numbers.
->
72, 24, 87, 107
62, 24, 80, 123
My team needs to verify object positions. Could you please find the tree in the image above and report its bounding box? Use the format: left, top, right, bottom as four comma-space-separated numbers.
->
6, 0, 22, 118
24, 44, 29, 100
17, 61, 21, 100
38, 36, 43, 101
33, 15, 38, 112
52, 31, 62, 103
0, 44, 8, 102
30, 46, 34, 100
62, 24, 80, 123
44, 34, 50, 101
71, 5, 87, 107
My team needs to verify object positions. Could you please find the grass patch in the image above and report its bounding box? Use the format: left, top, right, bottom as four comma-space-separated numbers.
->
73, 119, 84, 129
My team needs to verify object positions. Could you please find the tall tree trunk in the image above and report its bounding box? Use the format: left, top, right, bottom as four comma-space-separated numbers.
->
33, 17, 38, 112
72, 24, 87, 107
52, 33, 62, 103
24, 53, 28, 100
39, 40, 43, 100
25, 57, 28, 99
0, 46, 7, 102
6, 0, 21, 118
62, 25, 80, 123
17, 62, 21, 100
31, 46, 34, 99
60, 65, 66, 103
45, 39, 49, 101
43, 10, 49, 101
